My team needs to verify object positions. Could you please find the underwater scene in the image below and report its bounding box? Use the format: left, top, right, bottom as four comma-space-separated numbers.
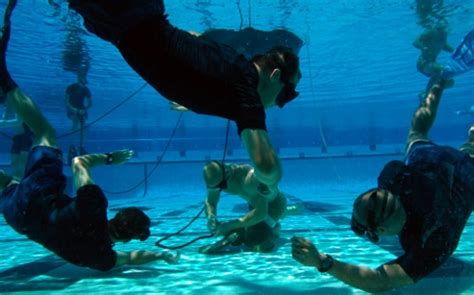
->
0, 0, 474, 294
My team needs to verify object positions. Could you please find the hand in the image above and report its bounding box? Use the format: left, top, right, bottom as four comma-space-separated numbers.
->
207, 216, 219, 233
291, 236, 321, 268
78, 109, 86, 116
161, 251, 180, 264
109, 149, 135, 165
214, 220, 237, 236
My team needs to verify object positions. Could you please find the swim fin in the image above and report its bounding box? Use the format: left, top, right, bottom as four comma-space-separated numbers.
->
442, 30, 474, 79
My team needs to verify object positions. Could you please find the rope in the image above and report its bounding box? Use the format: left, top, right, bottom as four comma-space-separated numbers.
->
155, 120, 232, 250
102, 112, 184, 195
57, 82, 148, 139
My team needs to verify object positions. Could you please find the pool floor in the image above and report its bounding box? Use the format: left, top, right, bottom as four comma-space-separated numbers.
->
1, 183, 474, 294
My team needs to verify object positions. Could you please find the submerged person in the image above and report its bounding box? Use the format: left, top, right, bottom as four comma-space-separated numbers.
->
65, 75, 91, 155
199, 161, 288, 254
291, 71, 474, 291
0, 1, 178, 271
68, 0, 301, 194
413, 26, 454, 78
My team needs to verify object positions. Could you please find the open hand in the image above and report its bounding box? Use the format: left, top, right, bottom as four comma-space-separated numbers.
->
109, 149, 135, 165
291, 236, 321, 268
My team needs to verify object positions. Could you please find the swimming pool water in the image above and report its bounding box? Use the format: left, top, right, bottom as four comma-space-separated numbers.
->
1, 155, 474, 294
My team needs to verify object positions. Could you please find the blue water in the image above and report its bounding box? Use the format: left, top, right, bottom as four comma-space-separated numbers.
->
1, 0, 474, 294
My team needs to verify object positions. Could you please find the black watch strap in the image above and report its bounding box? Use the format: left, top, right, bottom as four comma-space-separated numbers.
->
317, 254, 334, 273
105, 153, 113, 165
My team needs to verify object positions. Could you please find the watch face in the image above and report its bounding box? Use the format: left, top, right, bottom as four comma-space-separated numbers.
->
319, 255, 334, 272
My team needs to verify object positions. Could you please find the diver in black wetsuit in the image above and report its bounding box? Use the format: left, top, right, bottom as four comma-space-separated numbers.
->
68, 0, 301, 196
291, 81, 474, 292
0, 0, 179, 271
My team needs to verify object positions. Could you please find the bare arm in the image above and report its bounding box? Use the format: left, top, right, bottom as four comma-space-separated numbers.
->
72, 149, 134, 190
115, 250, 179, 267
205, 189, 220, 219
214, 196, 268, 236
292, 237, 414, 293
406, 79, 445, 149
241, 129, 282, 187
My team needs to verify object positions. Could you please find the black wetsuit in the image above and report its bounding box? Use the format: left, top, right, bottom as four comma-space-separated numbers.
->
378, 142, 474, 281
1, 147, 116, 271
66, 83, 91, 119
68, 0, 265, 135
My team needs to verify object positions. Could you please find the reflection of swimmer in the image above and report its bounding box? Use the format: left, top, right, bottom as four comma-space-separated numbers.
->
413, 26, 453, 78
0, 2, 178, 271
69, 0, 302, 193
200, 161, 296, 254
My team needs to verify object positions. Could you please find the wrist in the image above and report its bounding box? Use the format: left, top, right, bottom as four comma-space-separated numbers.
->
317, 254, 334, 273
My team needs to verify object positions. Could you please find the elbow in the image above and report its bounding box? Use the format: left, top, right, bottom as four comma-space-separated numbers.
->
254, 155, 282, 185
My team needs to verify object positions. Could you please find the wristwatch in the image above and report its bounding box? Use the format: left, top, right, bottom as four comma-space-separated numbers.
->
105, 153, 113, 165
317, 254, 334, 273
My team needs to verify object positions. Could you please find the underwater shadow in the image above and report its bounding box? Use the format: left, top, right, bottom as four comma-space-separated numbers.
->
217, 278, 352, 295
0, 254, 183, 292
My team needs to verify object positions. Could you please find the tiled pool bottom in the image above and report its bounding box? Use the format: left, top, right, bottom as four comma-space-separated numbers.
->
1, 185, 474, 294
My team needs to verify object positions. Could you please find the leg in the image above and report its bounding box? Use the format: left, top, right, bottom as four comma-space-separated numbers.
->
405, 79, 445, 155
0, 0, 57, 148
459, 126, 474, 157
6, 89, 57, 148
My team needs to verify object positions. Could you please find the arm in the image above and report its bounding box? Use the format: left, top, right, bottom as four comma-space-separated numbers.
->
65, 94, 79, 113
406, 79, 445, 149
292, 237, 414, 293
215, 196, 268, 236
115, 250, 179, 267
241, 128, 282, 187
72, 149, 134, 190
84, 96, 92, 109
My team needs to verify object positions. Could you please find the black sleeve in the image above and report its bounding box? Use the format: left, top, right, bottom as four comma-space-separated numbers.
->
393, 227, 460, 282
236, 107, 267, 136
86, 248, 117, 272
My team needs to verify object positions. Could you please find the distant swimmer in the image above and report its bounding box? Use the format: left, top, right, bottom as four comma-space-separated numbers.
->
0, 1, 178, 271
68, 0, 302, 194
292, 76, 474, 291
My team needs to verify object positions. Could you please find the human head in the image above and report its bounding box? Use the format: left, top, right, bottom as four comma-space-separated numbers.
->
108, 207, 151, 242
351, 188, 405, 243
252, 46, 301, 108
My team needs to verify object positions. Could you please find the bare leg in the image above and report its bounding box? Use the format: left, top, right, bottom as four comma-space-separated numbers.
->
6, 89, 57, 148
459, 126, 474, 157
405, 79, 445, 155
